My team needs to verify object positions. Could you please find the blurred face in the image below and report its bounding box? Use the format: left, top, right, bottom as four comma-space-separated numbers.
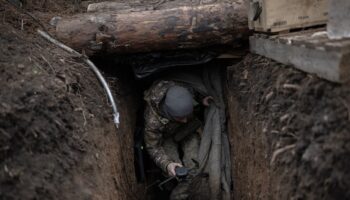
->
174, 117, 188, 123
173, 113, 192, 123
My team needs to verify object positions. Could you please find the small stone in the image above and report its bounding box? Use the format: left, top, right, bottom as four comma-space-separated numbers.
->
302, 143, 323, 169
49, 16, 62, 27
18, 64, 25, 68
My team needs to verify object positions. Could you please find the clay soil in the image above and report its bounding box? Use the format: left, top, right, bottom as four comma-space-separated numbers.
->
227, 54, 350, 200
0, 1, 144, 200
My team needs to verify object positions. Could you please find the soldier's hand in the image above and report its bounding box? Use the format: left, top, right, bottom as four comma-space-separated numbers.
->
167, 162, 183, 177
202, 96, 214, 106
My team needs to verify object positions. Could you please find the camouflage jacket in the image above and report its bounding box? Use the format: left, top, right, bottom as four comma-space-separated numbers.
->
144, 80, 202, 172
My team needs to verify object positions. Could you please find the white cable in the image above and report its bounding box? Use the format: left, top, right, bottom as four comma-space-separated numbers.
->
37, 29, 120, 128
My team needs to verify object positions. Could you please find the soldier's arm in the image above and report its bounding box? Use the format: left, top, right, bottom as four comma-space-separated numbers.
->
144, 110, 173, 173
144, 127, 173, 173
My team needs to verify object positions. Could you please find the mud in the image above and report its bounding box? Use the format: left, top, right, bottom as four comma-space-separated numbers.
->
227, 54, 350, 200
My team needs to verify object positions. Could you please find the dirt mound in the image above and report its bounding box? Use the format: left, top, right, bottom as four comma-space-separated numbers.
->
227, 54, 350, 200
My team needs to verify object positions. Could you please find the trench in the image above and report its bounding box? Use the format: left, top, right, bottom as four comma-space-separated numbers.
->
1, 25, 349, 199
90, 53, 241, 200
90, 51, 350, 200
2, 1, 350, 199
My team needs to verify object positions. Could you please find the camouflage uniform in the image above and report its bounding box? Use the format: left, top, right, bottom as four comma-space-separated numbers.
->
144, 80, 202, 200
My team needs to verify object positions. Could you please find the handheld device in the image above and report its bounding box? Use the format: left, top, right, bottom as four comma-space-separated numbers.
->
158, 167, 189, 190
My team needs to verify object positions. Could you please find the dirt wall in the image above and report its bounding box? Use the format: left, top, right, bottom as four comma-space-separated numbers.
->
0, 2, 145, 199
226, 54, 350, 200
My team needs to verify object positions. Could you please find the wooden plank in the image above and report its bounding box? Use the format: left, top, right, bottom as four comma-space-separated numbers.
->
270, 27, 326, 39
250, 32, 350, 83
248, 0, 329, 33
327, 0, 350, 39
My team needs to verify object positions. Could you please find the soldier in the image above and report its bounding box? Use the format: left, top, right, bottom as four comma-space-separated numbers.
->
144, 80, 212, 200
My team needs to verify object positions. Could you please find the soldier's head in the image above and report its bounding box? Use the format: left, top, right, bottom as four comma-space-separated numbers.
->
162, 85, 193, 123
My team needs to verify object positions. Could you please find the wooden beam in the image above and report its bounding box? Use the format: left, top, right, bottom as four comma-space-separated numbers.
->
250, 30, 350, 83
327, 0, 350, 39
87, 2, 132, 12
55, 1, 249, 55
86, 1, 197, 12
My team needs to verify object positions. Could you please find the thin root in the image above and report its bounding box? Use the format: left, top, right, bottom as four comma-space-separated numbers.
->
270, 144, 296, 166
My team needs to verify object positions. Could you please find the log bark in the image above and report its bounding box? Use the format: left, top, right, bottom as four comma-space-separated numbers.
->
87, 2, 132, 12
56, 1, 249, 55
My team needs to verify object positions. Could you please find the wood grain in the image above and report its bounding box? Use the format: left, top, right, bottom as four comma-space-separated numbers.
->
56, 1, 249, 55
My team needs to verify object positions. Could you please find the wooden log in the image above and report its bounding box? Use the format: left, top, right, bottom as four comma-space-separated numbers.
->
87, 2, 152, 15
86, 1, 200, 12
250, 30, 350, 83
87, 2, 132, 12
327, 0, 350, 39
55, 1, 249, 55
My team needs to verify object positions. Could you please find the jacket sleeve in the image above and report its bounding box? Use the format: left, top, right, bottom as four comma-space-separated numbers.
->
144, 108, 173, 173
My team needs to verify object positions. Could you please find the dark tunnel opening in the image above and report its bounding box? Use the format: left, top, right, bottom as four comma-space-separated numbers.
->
90, 52, 242, 199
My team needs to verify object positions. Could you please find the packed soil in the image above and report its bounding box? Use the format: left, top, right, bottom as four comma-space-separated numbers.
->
0, 1, 145, 200
2, 0, 350, 200
226, 54, 350, 200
